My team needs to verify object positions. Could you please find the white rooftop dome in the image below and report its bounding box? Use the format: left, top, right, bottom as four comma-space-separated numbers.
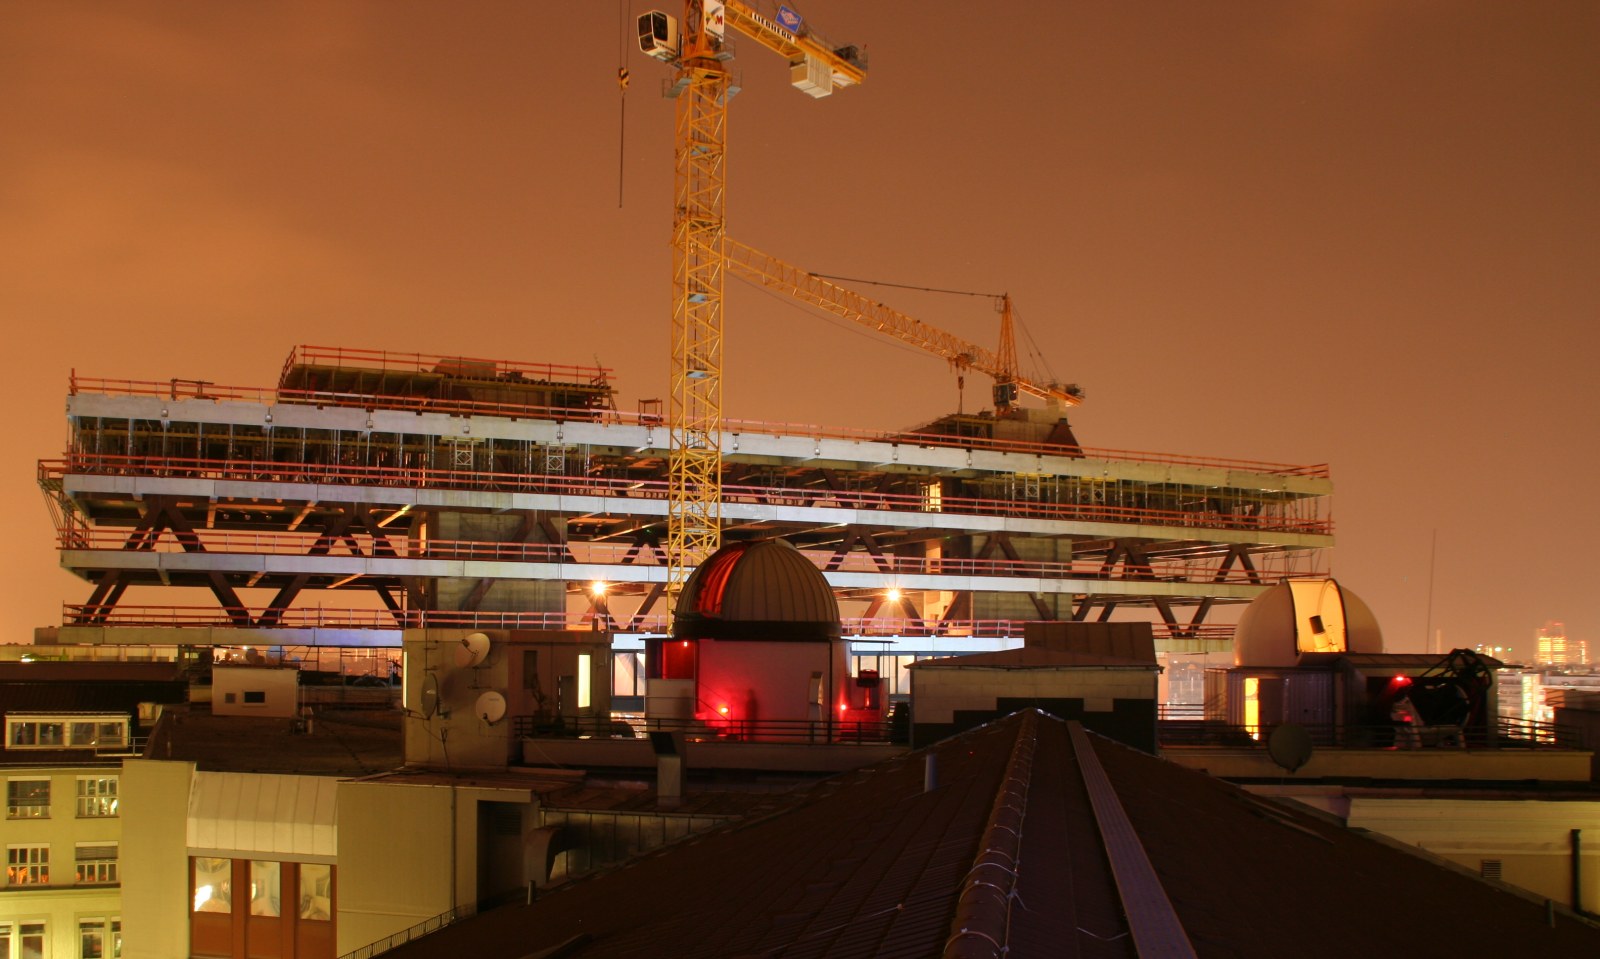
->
1234, 578, 1383, 667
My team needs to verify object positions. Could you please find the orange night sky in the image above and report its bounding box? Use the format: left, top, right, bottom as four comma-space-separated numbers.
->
2, 2, 1596, 654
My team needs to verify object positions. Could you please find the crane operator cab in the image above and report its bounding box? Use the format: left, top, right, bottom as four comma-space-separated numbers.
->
639, 11, 681, 62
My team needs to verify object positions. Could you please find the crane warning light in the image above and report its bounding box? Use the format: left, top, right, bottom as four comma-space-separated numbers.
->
717, 704, 730, 716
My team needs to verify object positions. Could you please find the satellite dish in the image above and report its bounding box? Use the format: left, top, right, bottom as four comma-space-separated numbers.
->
475, 690, 507, 725
419, 673, 440, 719
454, 632, 491, 668
1267, 723, 1314, 773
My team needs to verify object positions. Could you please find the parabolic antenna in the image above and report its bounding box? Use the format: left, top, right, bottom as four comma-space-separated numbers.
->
419, 673, 440, 719
1267, 723, 1314, 774
454, 632, 492, 668
475, 690, 507, 725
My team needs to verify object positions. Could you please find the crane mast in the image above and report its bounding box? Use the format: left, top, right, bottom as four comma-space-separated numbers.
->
641, 1, 867, 614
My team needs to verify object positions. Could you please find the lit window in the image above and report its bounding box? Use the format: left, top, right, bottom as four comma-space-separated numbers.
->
249, 861, 281, 917
6, 844, 50, 885
5, 715, 127, 751
80, 917, 106, 958
577, 654, 592, 709
192, 857, 232, 913
75, 843, 119, 885
1243, 677, 1260, 740
7, 779, 50, 819
298, 863, 332, 920
74, 916, 120, 959
77, 777, 119, 818
22, 923, 46, 959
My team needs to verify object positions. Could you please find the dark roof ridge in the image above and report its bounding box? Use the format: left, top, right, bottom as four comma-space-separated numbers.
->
943, 708, 1038, 958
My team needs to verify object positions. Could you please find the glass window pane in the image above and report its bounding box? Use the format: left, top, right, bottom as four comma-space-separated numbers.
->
112, 920, 122, 959
77, 777, 120, 818
8, 779, 51, 819
22, 923, 45, 959
298, 863, 332, 920
38, 722, 64, 746
249, 861, 281, 916
80, 919, 106, 958
76, 844, 119, 884
193, 857, 232, 913
71, 722, 97, 746
7, 845, 50, 884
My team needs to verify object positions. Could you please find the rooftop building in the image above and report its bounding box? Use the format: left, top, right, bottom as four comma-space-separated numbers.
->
41, 345, 1334, 696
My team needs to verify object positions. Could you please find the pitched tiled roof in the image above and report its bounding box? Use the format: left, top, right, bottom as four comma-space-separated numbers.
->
382, 710, 1600, 959
0, 679, 186, 717
147, 705, 401, 776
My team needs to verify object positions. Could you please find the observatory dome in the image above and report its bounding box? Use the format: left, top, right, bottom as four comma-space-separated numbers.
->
673, 538, 840, 642
1234, 578, 1383, 667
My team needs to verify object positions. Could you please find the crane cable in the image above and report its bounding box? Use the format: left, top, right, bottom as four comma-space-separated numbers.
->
808, 272, 1003, 302
617, 0, 631, 208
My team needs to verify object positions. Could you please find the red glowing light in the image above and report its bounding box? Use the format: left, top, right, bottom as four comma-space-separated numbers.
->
717, 704, 729, 716
1393, 674, 1413, 686
839, 703, 849, 713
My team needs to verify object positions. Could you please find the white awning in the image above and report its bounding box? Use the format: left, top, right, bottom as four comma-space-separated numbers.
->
187, 771, 338, 861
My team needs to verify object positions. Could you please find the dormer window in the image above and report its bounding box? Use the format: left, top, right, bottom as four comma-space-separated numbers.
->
4, 714, 129, 751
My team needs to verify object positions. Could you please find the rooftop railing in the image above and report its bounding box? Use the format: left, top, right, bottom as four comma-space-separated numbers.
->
512, 713, 896, 745
50, 526, 1303, 588
335, 902, 476, 959
56, 604, 1239, 642
42, 455, 1333, 535
66, 374, 1331, 479
1157, 716, 1580, 750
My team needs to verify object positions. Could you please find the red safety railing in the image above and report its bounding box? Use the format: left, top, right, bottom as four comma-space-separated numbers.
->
59, 603, 1239, 641
51, 526, 1304, 587
41, 454, 1333, 536
66, 373, 1330, 479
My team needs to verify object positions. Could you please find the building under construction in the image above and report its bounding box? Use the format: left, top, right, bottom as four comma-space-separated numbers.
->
40, 344, 1333, 697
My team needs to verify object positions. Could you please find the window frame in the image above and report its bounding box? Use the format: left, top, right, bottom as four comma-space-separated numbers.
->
6, 714, 129, 751
74, 843, 119, 886
5, 844, 50, 886
75, 777, 119, 819
6, 778, 50, 820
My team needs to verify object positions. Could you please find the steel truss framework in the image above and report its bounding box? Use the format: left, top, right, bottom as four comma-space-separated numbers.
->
667, 62, 729, 617
45, 370, 1332, 649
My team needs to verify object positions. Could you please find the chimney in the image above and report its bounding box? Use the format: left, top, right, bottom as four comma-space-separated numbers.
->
649, 731, 685, 809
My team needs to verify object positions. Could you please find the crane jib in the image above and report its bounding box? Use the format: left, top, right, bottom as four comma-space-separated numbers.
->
736, 7, 797, 46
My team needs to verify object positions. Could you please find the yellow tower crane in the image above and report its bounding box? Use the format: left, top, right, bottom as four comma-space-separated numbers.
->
638, 2, 868, 610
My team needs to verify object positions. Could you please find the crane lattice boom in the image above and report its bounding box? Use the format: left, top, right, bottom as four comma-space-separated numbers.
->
722, 237, 1083, 408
